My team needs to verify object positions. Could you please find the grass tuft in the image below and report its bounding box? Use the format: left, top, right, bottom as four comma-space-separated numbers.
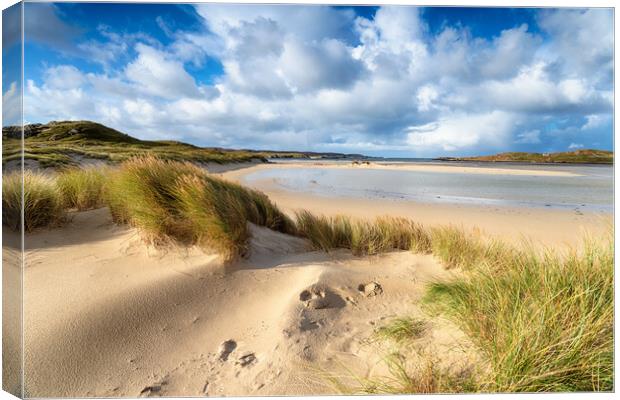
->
2, 170, 64, 232
375, 317, 428, 344
104, 156, 295, 260
295, 211, 431, 256
56, 166, 108, 210
424, 235, 614, 392
429, 226, 513, 270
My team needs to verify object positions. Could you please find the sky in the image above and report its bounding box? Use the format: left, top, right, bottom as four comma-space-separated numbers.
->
2, 3, 614, 157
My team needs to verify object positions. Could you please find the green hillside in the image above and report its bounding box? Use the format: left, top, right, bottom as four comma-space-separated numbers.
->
2, 121, 363, 168
438, 149, 613, 164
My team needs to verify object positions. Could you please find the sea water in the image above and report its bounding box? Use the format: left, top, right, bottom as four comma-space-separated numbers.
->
242, 161, 613, 212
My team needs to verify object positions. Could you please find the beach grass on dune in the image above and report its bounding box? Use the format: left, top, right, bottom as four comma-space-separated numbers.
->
300, 213, 614, 393
295, 210, 432, 255
429, 225, 514, 270
105, 156, 295, 260
56, 166, 108, 211
374, 317, 428, 344
2, 170, 64, 232
423, 235, 614, 392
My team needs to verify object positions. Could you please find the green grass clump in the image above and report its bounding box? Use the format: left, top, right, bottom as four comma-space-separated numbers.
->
425, 235, 614, 392
105, 156, 295, 260
429, 226, 513, 270
295, 211, 431, 256
375, 317, 428, 344
2, 170, 64, 232
56, 166, 108, 211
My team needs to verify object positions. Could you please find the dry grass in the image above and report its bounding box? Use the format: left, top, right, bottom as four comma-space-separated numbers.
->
295, 211, 431, 256
2, 170, 64, 232
425, 235, 614, 392
56, 166, 108, 211
104, 156, 294, 260
374, 317, 428, 344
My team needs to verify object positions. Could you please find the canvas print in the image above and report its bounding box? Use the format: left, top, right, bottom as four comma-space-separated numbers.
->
1, 1, 614, 398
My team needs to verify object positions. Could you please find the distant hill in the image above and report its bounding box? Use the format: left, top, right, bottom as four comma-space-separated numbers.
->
437, 149, 613, 165
2, 121, 365, 169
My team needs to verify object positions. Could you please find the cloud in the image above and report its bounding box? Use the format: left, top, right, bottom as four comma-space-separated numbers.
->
538, 9, 613, 82
124, 43, 202, 99
279, 38, 364, 93
2, 82, 21, 126
24, 3, 80, 51
19, 5, 614, 156
195, 4, 356, 43
581, 114, 611, 131
406, 111, 516, 152
515, 129, 541, 144
43, 65, 86, 90
568, 143, 584, 149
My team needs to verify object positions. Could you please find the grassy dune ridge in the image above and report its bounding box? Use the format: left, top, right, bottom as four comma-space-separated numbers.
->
105, 157, 295, 259
2, 121, 363, 168
438, 149, 613, 164
1, 157, 613, 392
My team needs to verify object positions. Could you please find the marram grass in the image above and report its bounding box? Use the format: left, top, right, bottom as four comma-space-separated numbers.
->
424, 234, 614, 392
2, 170, 64, 232
295, 210, 432, 256
56, 166, 108, 211
104, 156, 294, 260
374, 317, 428, 344
296, 213, 613, 393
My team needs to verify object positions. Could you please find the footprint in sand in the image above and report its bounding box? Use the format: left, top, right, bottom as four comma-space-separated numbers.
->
299, 288, 329, 309
299, 285, 346, 309
218, 339, 237, 361
358, 281, 383, 297
139, 379, 167, 397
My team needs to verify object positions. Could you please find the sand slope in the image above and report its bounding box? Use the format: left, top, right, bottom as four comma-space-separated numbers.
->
19, 208, 475, 397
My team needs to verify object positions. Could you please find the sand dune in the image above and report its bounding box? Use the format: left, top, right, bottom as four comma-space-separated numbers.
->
18, 208, 476, 397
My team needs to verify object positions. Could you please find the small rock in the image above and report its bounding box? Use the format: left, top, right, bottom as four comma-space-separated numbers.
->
237, 352, 257, 367
358, 282, 383, 297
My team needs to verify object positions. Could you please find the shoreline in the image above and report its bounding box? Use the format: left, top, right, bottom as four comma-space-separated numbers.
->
221, 163, 611, 248
242, 160, 585, 177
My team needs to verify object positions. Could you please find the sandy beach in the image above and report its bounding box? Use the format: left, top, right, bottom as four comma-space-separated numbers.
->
239, 161, 584, 177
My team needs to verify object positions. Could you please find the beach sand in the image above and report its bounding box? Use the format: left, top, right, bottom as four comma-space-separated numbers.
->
8, 161, 610, 396
222, 162, 611, 248
16, 208, 476, 397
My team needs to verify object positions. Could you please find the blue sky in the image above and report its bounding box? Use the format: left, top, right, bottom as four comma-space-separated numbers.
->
2, 3, 614, 157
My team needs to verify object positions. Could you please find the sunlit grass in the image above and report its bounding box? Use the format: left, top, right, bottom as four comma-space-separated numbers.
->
424, 234, 613, 392
2, 170, 64, 232
295, 211, 432, 256
104, 156, 294, 260
56, 166, 108, 211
